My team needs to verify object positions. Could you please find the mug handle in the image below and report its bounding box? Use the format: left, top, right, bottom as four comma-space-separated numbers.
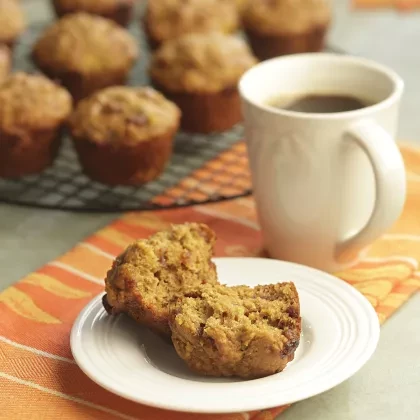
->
336, 119, 406, 257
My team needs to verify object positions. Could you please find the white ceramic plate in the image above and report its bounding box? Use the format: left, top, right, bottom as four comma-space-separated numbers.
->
71, 258, 380, 414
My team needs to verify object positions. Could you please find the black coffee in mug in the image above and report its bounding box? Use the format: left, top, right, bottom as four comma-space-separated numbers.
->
267, 93, 373, 113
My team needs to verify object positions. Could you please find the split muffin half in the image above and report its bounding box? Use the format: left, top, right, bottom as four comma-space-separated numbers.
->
103, 223, 218, 336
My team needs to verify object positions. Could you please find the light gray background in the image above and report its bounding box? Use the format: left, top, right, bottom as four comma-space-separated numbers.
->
0, 1, 419, 419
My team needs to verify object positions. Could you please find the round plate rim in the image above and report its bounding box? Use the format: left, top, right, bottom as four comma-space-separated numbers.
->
70, 257, 380, 413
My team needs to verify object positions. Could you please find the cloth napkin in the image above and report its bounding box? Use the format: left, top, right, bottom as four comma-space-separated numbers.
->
353, 0, 420, 10
0, 143, 419, 419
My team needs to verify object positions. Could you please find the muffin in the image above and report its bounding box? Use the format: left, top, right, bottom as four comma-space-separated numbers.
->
0, 45, 11, 83
0, 73, 72, 178
0, 0, 25, 48
170, 282, 301, 378
150, 32, 257, 133
68, 86, 180, 185
103, 223, 218, 336
32, 13, 138, 102
243, 0, 331, 60
144, 0, 239, 48
51, 0, 134, 27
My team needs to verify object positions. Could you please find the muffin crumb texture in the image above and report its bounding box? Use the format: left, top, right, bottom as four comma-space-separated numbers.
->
104, 223, 218, 335
69, 86, 180, 145
170, 282, 301, 378
151, 32, 258, 94
145, 0, 239, 45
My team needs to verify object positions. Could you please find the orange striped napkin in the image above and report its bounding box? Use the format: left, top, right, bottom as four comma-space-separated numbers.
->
353, 0, 420, 9
1, 144, 420, 419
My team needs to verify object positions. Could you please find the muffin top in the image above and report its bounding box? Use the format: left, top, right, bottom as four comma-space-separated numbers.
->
33, 13, 138, 75
150, 32, 257, 93
243, 0, 331, 35
0, 0, 26, 43
69, 86, 181, 144
53, 0, 133, 15
0, 45, 11, 83
0, 72, 72, 132
145, 0, 239, 45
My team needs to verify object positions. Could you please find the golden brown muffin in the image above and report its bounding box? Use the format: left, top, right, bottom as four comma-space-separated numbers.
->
0, 45, 11, 83
170, 282, 301, 378
150, 32, 257, 133
52, 0, 134, 26
68, 86, 180, 185
144, 0, 239, 48
103, 223, 218, 336
0, 0, 25, 48
243, 0, 331, 60
32, 13, 138, 102
0, 72, 72, 178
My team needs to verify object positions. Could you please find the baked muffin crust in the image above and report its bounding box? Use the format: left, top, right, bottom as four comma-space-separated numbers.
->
145, 0, 239, 45
33, 13, 138, 75
104, 223, 218, 336
0, 45, 11, 83
69, 86, 180, 145
52, 0, 134, 26
0, 0, 25, 45
243, 0, 331, 35
53, 0, 132, 15
0, 72, 72, 132
170, 282, 301, 378
0, 72, 72, 177
150, 32, 257, 94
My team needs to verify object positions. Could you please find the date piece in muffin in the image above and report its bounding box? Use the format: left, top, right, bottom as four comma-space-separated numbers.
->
0, 45, 11, 83
170, 282, 301, 378
0, 73, 72, 178
103, 223, 218, 336
243, 0, 331, 60
150, 32, 257, 133
69, 86, 180, 185
144, 0, 239, 48
0, 0, 25, 48
51, 0, 134, 27
32, 13, 138, 102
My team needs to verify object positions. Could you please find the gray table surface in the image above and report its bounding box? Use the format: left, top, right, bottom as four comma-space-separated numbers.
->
1, 1, 419, 419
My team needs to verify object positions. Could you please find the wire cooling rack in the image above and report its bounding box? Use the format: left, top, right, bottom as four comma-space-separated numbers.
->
1, 19, 253, 212
0, 18, 344, 212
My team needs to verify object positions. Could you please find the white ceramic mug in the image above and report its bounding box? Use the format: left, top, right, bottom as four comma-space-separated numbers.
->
239, 53, 406, 272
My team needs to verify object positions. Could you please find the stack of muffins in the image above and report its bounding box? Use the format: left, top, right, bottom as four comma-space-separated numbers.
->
0, 0, 331, 185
